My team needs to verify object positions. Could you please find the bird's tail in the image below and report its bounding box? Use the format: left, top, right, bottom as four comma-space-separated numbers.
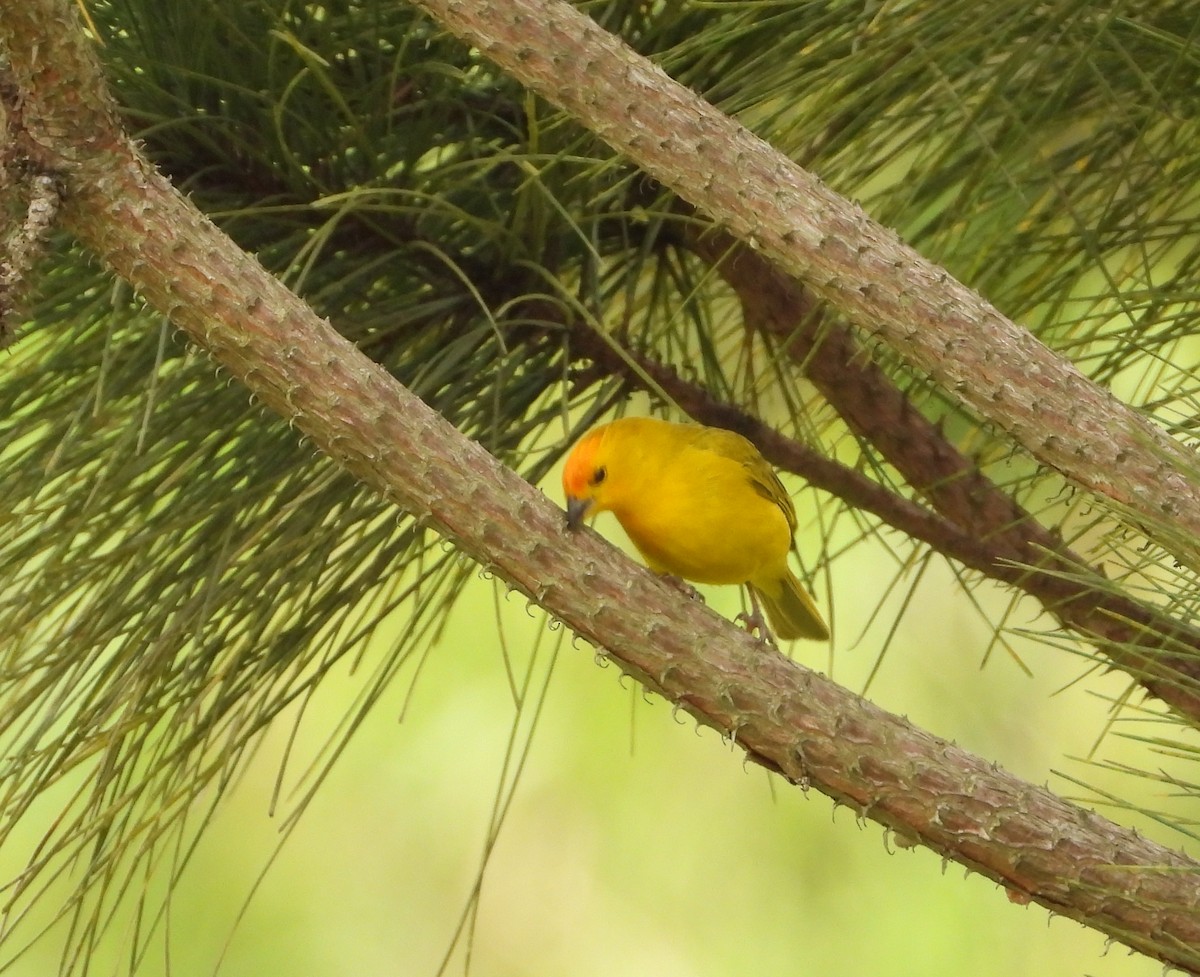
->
751, 572, 829, 641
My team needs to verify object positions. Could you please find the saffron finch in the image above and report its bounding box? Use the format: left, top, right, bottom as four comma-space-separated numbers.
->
562, 417, 829, 641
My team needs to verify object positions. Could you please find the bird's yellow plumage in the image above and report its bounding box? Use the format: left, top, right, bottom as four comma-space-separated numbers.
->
562, 417, 828, 641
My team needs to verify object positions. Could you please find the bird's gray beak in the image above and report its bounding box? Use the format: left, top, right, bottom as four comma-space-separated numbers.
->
566, 496, 592, 530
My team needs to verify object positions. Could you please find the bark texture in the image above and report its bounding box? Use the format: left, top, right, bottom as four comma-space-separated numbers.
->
2, 0, 1199, 971
409, 0, 1200, 571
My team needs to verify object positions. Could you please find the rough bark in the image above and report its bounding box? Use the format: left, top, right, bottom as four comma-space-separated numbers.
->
2, 0, 1200, 971
685, 229, 1200, 722
408, 0, 1200, 572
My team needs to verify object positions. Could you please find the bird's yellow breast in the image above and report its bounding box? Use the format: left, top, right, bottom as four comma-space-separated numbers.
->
602, 426, 792, 585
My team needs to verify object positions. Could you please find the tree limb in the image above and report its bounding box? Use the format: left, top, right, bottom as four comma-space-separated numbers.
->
3, 0, 1200, 971
685, 228, 1200, 722
407, 0, 1200, 571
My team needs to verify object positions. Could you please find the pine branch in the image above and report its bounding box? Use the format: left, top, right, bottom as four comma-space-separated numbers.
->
683, 227, 1200, 723
408, 0, 1200, 572
4, 0, 1200, 971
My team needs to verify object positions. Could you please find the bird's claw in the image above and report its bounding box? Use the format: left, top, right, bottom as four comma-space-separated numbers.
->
735, 609, 778, 648
660, 574, 705, 603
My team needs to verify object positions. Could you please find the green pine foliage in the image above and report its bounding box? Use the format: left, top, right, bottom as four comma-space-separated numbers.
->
4, 0, 1200, 970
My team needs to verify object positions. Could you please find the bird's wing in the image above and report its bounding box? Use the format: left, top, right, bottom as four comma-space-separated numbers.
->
692, 427, 799, 534
748, 462, 798, 534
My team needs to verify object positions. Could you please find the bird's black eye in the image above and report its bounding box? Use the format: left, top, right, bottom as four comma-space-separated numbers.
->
590, 466, 607, 486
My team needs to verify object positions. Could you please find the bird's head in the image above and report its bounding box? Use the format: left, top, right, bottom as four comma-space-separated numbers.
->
562, 426, 615, 529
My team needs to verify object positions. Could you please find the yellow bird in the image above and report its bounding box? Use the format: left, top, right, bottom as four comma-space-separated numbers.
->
562, 416, 829, 641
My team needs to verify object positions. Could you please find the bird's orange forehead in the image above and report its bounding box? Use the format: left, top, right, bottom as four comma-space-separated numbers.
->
562, 429, 603, 497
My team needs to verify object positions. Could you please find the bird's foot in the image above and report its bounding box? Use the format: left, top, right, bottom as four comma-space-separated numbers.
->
735, 609, 778, 648
738, 588, 778, 648
659, 574, 705, 603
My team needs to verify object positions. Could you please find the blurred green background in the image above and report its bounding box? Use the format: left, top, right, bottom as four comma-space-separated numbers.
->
187, 545, 1169, 975
3, 477, 1160, 977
